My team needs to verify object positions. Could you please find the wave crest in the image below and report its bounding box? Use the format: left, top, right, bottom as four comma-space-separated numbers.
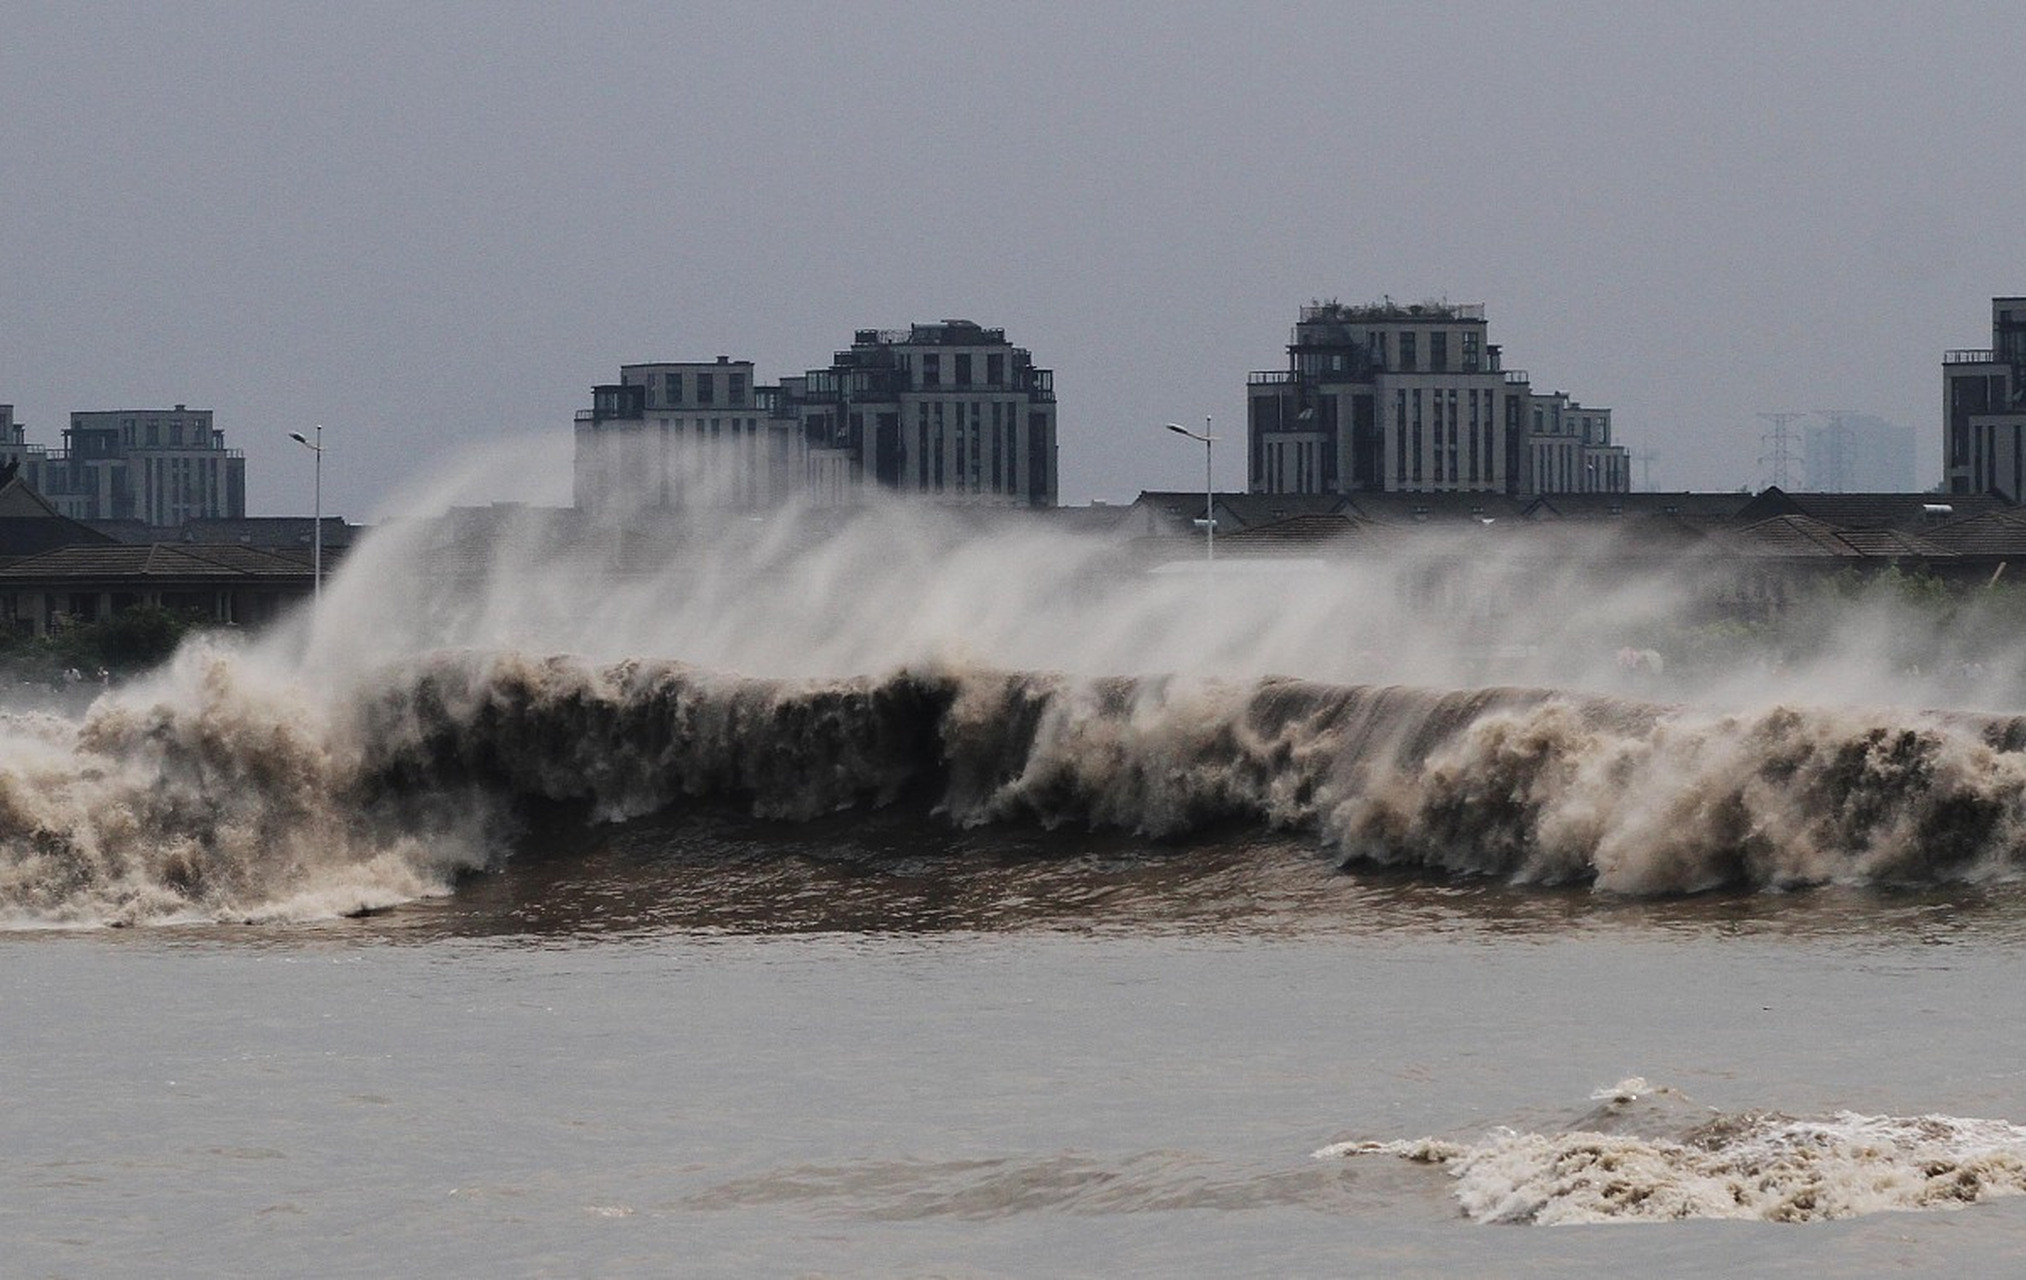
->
9, 645, 2026, 925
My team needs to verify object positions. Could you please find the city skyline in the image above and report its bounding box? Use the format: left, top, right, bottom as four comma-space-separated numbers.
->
3, 3, 2018, 517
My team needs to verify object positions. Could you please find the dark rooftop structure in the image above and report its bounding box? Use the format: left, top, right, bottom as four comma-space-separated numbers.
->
0, 464, 117, 563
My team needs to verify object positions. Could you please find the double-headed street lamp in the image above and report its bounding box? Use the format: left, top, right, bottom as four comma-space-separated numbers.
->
287, 425, 323, 606
1165, 417, 1216, 563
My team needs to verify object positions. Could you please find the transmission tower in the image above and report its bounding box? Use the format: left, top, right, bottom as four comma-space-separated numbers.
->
1758, 412, 1806, 490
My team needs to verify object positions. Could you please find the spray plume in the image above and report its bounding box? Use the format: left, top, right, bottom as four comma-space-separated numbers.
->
5, 448, 2026, 925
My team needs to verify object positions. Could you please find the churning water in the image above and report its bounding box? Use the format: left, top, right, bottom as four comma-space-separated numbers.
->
8, 493, 2026, 1274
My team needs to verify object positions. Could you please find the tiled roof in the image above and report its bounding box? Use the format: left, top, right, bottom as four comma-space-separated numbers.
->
0, 475, 117, 559
1220, 512, 1395, 550
1346, 493, 1526, 525
1131, 492, 1356, 534
1523, 492, 1754, 524
1721, 515, 1954, 560
0, 542, 312, 581
1734, 488, 2008, 531
90, 516, 363, 550
1919, 509, 2026, 559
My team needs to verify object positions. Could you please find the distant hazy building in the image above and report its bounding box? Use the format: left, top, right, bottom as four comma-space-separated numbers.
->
574, 357, 801, 512
1246, 299, 1628, 497
1803, 413, 1917, 493
574, 320, 1059, 513
1944, 296, 2026, 501
26, 406, 246, 524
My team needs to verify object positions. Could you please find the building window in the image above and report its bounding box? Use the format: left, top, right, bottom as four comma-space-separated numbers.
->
923, 354, 941, 387
1430, 332, 1448, 371
729, 371, 746, 404
697, 373, 715, 405
1399, 332, 1417, 372
665, 372, 682, 405
955, 354, 973, 386
1395, 392, 1407, 483
1412, 390, 1423, 483
1468, 392, 1479, 483
987, 353, 1004, 385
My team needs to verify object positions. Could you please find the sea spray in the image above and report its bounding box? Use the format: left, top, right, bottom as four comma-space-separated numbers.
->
0, 639, 500, 925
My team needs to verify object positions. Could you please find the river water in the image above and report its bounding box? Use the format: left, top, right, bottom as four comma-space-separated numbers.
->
9, 505, 2026, 1274
8, 821, 2026, 1276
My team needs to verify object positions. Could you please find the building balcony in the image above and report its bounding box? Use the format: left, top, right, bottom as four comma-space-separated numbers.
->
1945, 349, 1999, 365
1248, 371, 1293, 386
1504, 371, 1531, 385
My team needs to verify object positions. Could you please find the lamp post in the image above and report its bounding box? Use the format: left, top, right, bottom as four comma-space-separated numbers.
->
287, 425, 323, 606
1164, 417, 1216, 562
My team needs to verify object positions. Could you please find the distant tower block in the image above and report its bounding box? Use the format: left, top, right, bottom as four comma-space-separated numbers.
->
1806, 411, 1857, 493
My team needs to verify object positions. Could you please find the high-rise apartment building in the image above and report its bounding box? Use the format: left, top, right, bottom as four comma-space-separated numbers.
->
1943, 297, 2026, 500
574, 357, 801, 511
1246, 299, 1628, 497
785, 321, 1057, 508
27, 406, 246, 523
574, 321, 1059, 513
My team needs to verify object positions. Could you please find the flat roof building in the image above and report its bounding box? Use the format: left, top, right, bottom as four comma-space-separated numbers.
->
574, 320, 1060, 514
28, 405, 246, 525
1944, 296, 2026, 501
1247, 299, 1628, 498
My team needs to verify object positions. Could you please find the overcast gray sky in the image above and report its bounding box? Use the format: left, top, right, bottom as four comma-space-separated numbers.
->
3, 1, 2019, 517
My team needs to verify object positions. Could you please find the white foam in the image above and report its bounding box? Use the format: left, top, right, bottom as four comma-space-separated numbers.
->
1321, 1102, 2026, 1225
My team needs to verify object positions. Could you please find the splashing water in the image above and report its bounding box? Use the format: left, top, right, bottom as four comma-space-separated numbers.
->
11, 483, 2026, 926
1318, 1078, 2026, 1225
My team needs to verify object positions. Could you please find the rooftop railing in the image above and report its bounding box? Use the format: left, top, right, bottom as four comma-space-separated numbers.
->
1300, 300, 1485, 323
1946, 349, 1999, 365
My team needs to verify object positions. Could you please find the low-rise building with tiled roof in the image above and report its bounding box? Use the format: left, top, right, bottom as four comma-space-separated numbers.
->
0, 541, 312, 636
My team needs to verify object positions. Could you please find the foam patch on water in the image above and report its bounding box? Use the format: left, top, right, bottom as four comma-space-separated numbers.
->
1317, 1080, 2026, 1225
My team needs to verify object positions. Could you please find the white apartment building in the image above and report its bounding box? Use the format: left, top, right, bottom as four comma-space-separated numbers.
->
573, 357, 802, 512
1524, 392, 1630, 496
29, 406, 246, 523
1247, 299, 1629, 497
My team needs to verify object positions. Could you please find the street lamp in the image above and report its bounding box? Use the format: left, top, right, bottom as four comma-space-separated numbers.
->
1164, 417, 1216, 562
287, 425, 323, 606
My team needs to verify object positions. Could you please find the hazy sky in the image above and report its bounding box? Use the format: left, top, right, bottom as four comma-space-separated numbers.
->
3, 1, 2019, 517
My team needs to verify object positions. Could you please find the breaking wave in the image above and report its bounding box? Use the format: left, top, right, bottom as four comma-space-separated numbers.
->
1317, 1078, 2026, 1225
10, 639, 2026, 925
